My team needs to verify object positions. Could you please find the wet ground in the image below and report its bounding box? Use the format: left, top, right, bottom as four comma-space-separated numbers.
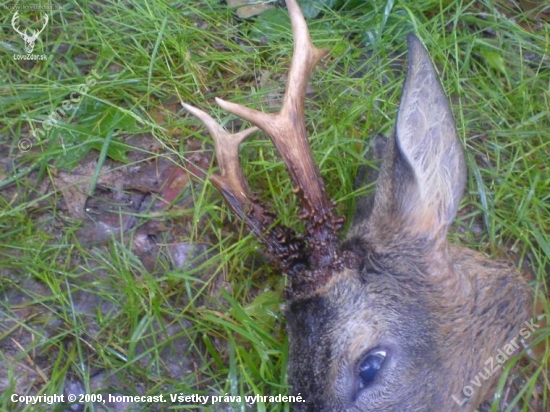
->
0, 129, 239, 411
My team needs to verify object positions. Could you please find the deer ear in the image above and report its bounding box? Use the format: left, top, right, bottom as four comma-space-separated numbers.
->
371, 35, 466, 240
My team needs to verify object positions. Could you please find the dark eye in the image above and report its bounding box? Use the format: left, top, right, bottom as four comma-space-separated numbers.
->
358, 349, 386, 387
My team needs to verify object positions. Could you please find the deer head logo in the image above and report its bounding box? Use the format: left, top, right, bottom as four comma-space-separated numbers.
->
11, 11, 49, 54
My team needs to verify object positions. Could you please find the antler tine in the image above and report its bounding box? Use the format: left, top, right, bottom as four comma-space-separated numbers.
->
215, 0, 328, 124
215, 0, 343, 277
182, 103, 258, 200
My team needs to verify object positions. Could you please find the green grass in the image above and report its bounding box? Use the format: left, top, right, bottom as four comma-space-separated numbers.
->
1, 0, 549, 411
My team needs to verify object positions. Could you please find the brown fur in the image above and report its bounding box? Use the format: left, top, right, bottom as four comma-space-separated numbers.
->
284, 36, 533, 411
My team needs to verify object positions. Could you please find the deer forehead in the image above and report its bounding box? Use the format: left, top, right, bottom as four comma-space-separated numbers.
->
309, 268, 435, 350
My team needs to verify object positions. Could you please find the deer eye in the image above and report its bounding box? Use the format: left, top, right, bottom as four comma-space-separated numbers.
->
358, 349, 386, 388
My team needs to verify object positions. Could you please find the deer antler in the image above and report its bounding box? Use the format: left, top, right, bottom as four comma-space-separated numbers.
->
11, 12, 26, 38
33, 13, 49, 38
11, 12, 48, 39
183, 0, 344, 293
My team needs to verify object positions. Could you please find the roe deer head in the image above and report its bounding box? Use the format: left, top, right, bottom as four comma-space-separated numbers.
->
182, 0, 533, 410
11, 11, 49, 54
